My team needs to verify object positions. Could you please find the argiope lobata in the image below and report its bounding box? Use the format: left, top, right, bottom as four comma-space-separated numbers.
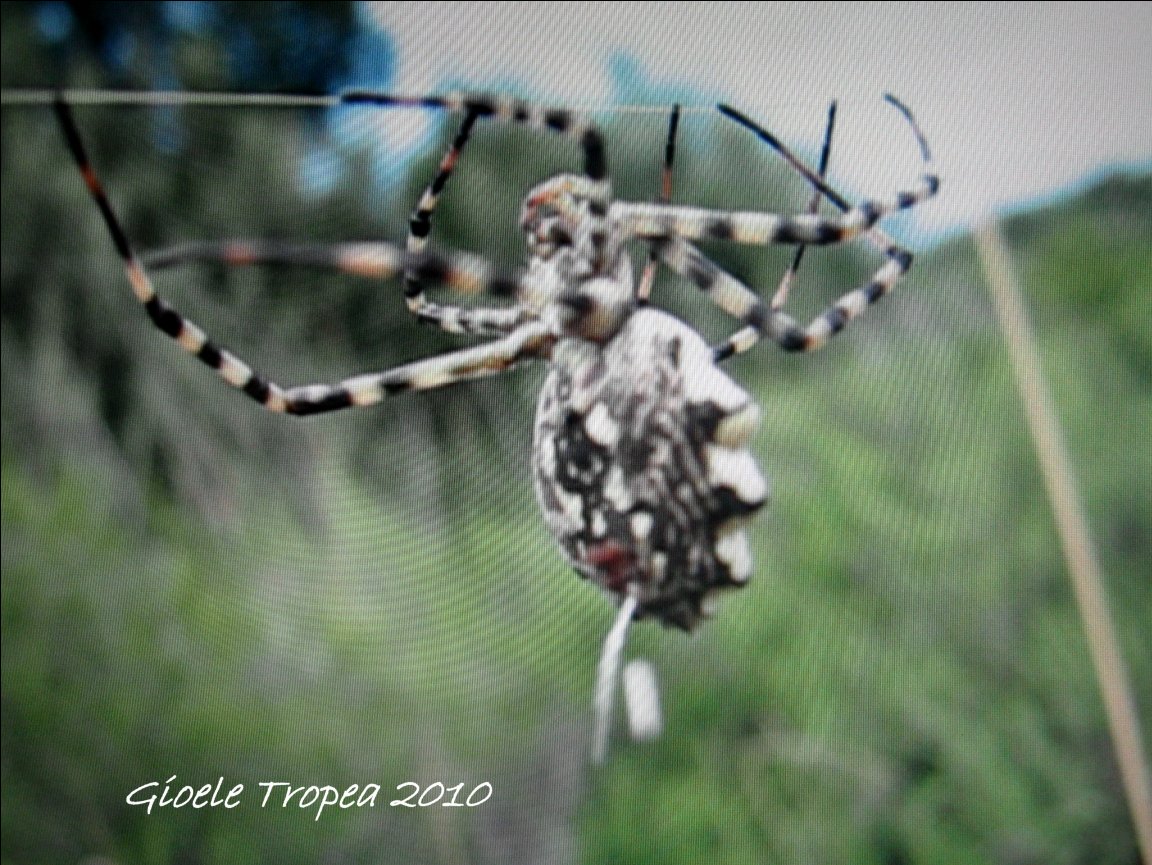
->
55, 90, 937, 757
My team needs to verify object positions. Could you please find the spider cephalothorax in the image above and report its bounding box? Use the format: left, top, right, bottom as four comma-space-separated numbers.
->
520, 172, 610, 261
55, 90, 937, 753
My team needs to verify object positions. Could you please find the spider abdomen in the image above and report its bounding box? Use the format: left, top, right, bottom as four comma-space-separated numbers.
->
533, 308, 769, 631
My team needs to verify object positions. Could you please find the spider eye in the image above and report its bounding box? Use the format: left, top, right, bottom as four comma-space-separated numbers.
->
548, 225, 574, 246
558, 292, 595, 316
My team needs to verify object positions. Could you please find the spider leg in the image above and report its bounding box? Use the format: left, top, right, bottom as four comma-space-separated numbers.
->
144, 239, 525, 295
55, 98, 548, 415
771, 100, 837, 311
342, 91, 616, 266
617, 96, 936, 249
651, 236, 767, 360
713, 95, 936, 353
144, 238, 537, 335
638, 104, 839, 361
656, 226, 913, 359
615, 172, 934, 248
633, 96, 936, 357
143, 109, 528, 338
636, 104, 680, 304
341, 90, 608, 186
721, 94, 934, 219
718, 94, 935, 263
401, 108, 529, 335
274, 320, 554, 415
406, 109, 479, 267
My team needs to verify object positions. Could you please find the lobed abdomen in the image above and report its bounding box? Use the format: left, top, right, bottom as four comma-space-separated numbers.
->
533, 308, 769, 630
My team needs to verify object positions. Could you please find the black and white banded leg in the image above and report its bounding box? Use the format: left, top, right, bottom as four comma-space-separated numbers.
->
55, 98, 549, 417
712, 95, 938, 353
613, 96, 937, 358
636, 104, 681, 304
397, 107, 531, 336
342, 91, 616, 267
640, 100, 840, 361
771, 100, 837, 312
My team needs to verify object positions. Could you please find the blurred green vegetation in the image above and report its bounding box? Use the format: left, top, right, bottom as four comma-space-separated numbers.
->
2, 4, 1149, 864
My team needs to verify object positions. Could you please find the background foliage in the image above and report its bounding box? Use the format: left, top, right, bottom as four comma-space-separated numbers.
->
2, 3, 1148, 863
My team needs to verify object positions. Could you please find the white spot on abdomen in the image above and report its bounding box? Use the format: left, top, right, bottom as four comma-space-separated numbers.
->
585, 402, 620, 447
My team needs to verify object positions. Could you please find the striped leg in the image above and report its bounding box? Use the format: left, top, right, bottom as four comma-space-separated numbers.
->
143, 113, 527, 337
143, 239, 528, 296
720, 94, 936, 223
636, 104, 680, 304
55, 98, 546, 416
641, 95, 936, 357
341, 90, 609, 190
656, 230, 912, 359
712, 100, 838, 359
765, 245, 914, 353
711, 94, 937, 353
341, 91, 615, 265
652, 236, 768, 360
771, 100, 837, 312
402, 108, 529, 336
644, 103, 839, 360
654, 96, 923, 358
270, 321, 554, 415
640, 101, 837, 361
617, 96, 936, 250
718, 94, 936, 259
614, 169, 935, 249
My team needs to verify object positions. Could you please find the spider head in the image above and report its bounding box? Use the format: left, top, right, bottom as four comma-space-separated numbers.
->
522, 174, 634, 342
521, 173, 614, 262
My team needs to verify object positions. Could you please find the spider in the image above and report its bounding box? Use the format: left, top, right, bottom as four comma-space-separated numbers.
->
54, 90, 937, 755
